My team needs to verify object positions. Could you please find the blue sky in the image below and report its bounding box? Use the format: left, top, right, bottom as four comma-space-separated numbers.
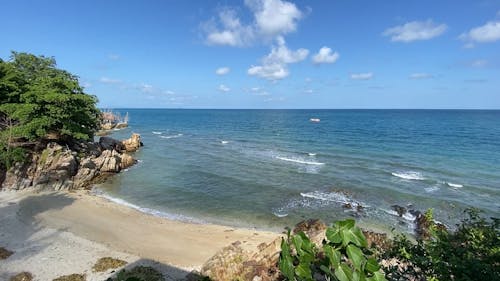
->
1, 0, 499, 109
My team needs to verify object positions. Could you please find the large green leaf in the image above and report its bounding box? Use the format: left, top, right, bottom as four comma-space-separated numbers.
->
320, 265, 334, 277
279, 238, 295, 281
335, 264, 353, 281
295, 261, 313, 281
366, 271, 387, 281
297, 232, 315, 253
341, 225, 368, 248
326, 226, 342, 244
353, 270, 367, 281
365, 258, 380, 273
323, 244, 341, 268
346, 244, 365, 271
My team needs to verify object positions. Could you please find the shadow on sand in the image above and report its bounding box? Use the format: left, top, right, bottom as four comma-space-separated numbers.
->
0, 193, 207, 281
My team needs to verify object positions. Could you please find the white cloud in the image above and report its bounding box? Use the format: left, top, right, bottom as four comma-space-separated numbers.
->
246, 0, 302, 37
216, 67, 231, 75
459, 21, 500, 43
248, 36, 308, 80
409, 73, 433, 79
99, 77, 121, 84
203, 0, 304, 47
350, 73, 373, 80
218, 84, 231, 92
304, 89, 313, 94
305, 77, 312, 83
165, 90, 175, 95
383, 20, 447, 42
205, 8, 256, 47
312, 47, 339, 64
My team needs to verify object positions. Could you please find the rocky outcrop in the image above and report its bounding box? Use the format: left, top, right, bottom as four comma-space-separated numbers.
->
121, 133, 142, 152
0, 134, 141, 191
201, 219, 391, 281
201, 239, 282, 281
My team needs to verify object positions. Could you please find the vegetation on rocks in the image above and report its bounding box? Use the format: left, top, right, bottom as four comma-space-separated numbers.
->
0, 52, 100, 169
279, 219, 387, 281
0, 246, 14, 259
107, 266, 164, 281
9, 272, 33, 281
93, 257, 128, 272
52, 274, 86, 281
381, 208, 500, 281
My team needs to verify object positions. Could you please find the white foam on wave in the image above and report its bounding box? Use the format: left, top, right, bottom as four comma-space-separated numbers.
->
152, 131, 162, 135
221, 140, 229, 144
403, 212, 417, 221
308, 153, 316, 156
391, 171, 425, 180
382, 209, 416, 222
446, 182, 463, 188
276, 156, 324, 165
160, 133, 183, 139
95, 191, 204, 224
300, 191, 367, 209
272, 210, 288, 218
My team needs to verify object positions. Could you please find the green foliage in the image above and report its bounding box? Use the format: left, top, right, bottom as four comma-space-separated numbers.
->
107, 266, 164, 281
0, 52, 100, 143
0, 143, 26, 169
279, 219, 387, 281
383, 208, 500, 281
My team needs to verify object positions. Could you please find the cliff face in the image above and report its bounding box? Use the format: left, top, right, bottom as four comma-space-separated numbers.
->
0, 133, 142, 191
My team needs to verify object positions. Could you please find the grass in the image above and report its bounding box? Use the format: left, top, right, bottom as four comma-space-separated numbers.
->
93, 257, 128, 272
0, 246, 14, 259
52, 274, 85, 281
9, 272, 33, 281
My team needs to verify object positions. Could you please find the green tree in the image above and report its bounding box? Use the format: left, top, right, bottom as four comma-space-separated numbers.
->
0, 52, 100, 142
0, 52, 100, 168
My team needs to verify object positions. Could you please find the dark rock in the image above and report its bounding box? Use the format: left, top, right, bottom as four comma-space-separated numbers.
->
99, 137, 124, 152
9, 272, 33, 281
0, 246, 13, 259
391, 205, 407, 217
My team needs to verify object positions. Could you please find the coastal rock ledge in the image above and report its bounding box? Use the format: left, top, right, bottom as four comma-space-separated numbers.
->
0, 133, 142, 191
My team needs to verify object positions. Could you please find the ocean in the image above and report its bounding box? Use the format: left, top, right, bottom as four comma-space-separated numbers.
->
96, 109, 500, 233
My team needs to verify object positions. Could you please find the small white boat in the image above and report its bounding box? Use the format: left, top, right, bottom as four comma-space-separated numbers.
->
310, 118, 320, 122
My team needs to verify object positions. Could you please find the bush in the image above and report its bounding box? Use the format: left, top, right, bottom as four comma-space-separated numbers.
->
0, 52, 100, 143
279, 219, 387, 281
382, 208, 500, 281
107, 266, 164, 281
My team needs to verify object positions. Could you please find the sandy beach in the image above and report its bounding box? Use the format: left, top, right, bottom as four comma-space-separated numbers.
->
0, 190, 280, 281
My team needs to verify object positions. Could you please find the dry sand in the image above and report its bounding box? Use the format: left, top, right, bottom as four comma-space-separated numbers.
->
0, 190, 280, 281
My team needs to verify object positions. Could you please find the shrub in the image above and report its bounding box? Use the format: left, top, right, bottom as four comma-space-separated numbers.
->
382, 208, 500, 281
107, 266, 164, 281
279, 219, 387, 281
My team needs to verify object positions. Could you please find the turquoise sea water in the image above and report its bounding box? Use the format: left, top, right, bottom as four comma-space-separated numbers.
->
97, 109, 500, 233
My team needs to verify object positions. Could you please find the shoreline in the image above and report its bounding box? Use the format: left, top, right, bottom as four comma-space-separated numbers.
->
0, 189, 281, 280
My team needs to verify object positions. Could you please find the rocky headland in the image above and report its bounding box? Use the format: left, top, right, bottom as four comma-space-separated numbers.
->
0, 133, 143, 191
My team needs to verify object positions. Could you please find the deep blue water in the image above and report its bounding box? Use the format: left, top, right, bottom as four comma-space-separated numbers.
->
97, 109, 500, 232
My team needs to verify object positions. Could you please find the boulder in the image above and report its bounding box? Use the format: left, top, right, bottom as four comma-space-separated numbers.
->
121, 133, 142, 152
72, 158, 99, 189
99, 136, 124, 152
293, 219, 327, 246
31, 143, 78, 190
201, 238, 281, 281
120, 153, 136, 169
94, 149, 122, 173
